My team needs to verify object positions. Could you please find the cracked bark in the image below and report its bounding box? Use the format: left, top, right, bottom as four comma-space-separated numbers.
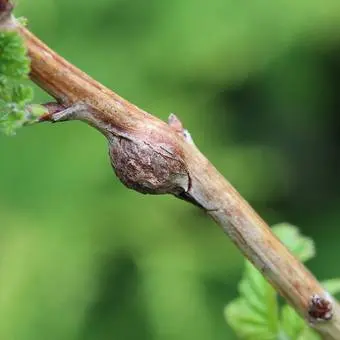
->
1, 1, 340, 338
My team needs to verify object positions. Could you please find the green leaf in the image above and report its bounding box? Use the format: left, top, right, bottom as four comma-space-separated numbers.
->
279, 305, 308, 340
0, 31, 30, 79
225, 223, 318, 339
0, 31, 34, 135
279, 306, 320, 340
280, 304, 320, 340
272, 223, 315, 262
17, 17, 28, 27
225, 299, 278, 340
225, 261, 279, 339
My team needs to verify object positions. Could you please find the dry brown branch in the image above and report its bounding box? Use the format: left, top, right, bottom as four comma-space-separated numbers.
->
1, 1, 340, 338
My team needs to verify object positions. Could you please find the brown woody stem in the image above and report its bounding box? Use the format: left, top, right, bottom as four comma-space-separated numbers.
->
1, 1, 340, 338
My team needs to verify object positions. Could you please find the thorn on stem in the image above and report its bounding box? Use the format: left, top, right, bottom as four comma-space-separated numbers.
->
39, 102, 67, 122
39, 102, 88, 122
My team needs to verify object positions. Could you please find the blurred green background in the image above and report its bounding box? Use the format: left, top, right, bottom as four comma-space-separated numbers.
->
1, 0, 340, 339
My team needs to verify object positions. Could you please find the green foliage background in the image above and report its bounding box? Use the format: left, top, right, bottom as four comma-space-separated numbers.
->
1, 0, 340, 339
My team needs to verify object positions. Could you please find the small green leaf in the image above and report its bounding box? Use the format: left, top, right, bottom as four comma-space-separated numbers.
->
272, 223, 315, 262
0, 30, 34, 135
279, 305, 307, 340
225, 298, 278, 340
225, 223, 319, 339
17, 17, 28, 26
27, 104, 48, 119
225, 261, 279, 339
0, 31, 30, 79
280, 305, 320, 340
